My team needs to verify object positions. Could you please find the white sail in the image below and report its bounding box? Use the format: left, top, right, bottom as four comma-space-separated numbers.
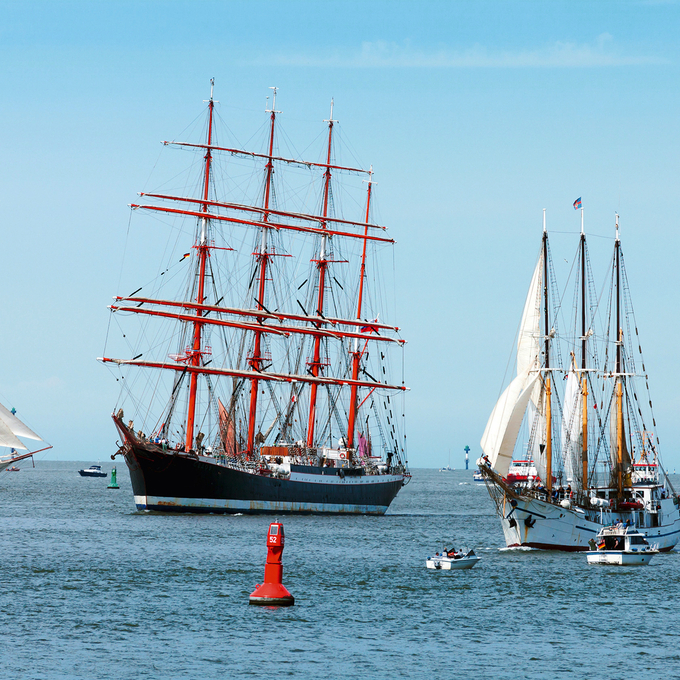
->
481, 248, 544, 478
481, 370, 539, 477
0, 403, 42, 442
0, 418, 27, 450
517, 251, 543, 376
561, 362, 582, 485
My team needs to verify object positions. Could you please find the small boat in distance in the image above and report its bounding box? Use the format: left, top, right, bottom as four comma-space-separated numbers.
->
78, 465, 107, 478
426, 548, 481, 570
473, 470, 484, 483
439, 450, 454, 471
6, 466, 19, 472
586, 525, 658, 566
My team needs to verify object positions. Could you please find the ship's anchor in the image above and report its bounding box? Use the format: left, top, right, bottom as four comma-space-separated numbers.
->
524, 515, 536, 528
111, 442, 126, 460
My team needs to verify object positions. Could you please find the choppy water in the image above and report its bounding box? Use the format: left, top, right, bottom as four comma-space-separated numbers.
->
2, 463, 679, 679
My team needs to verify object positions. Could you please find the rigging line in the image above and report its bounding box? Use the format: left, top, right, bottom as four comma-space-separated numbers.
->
106, 210, 136, 357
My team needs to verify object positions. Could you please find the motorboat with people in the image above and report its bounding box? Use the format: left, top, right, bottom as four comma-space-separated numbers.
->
78, 465, 107, 478
586, 524, 659, 566
426, 548, 481, 570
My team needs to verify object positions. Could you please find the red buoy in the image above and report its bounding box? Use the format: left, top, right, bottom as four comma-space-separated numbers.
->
249, 522, 295, 607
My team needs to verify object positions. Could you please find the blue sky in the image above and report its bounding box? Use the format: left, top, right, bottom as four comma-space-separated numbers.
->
1, 0, 679, 467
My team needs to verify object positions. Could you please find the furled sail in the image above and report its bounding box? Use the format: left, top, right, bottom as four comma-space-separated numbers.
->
480, 250, 543, 478
0, 402, 43, 449
561, 361, 582, 485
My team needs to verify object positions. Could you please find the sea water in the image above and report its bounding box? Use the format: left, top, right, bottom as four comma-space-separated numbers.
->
1, 463, 678, 679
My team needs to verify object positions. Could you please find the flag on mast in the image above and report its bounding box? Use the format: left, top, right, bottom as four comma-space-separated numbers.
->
573, 197, 582, 210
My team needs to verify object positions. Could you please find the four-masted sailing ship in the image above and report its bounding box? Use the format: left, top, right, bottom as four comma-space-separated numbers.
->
100, 83, 409, 514
479, 210, 680, 551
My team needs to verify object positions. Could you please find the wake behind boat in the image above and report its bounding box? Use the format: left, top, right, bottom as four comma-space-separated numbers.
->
478, 211, 680, 551
101, 83, 409, 515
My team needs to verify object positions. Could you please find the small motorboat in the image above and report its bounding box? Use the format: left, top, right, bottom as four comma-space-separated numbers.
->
5, 466, 19, 472
473, 470, 484, 483
426, 549, 481, 570
78, 464, 107, 478
586, 525, 658, 566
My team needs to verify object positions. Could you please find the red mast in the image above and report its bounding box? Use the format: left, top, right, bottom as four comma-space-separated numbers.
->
247, 87, 279, 455
346, 169, 373, 450
306, 101, 336, 448
185, 79, 215, 452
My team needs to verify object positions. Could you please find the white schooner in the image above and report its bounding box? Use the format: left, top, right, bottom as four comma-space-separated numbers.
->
478, 210, 680, 551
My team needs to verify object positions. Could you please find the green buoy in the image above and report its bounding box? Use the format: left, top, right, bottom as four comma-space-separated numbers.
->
107, 466, 120, 489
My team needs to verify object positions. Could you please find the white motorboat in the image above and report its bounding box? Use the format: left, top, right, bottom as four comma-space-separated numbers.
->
586, 525, 658, 566
426, 549, 481, 570
78, 464, 107, 478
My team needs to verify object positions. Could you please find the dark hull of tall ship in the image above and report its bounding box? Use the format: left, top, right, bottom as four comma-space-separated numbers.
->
114, 418, 405, 515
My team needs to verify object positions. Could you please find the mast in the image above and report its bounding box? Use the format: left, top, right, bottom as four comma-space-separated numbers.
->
346, 169, 373, 450
306, 100, 336, 449
104, 93, 409, 460
185, 79, 215, 452
580, 208, 588, 489
543, 210, 553, 492
615, 213, 624, 495
246, 87, 279, 456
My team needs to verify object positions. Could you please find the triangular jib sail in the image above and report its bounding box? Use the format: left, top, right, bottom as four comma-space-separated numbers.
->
480, 249, 543, 477
0, 402, 43, 450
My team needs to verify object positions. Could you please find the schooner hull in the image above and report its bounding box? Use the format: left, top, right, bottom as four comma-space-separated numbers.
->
117, 425, 404, 515
500, 495, 680, 552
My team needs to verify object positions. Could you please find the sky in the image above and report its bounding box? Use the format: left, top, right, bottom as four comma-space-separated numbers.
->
1, 0, 680, 467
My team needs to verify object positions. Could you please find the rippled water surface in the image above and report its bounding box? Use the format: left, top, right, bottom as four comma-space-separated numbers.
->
2, 463, 678, 679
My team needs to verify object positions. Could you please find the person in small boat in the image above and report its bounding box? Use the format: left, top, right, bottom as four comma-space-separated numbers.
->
446, 548, 458, 558
588, 538, 597, 550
